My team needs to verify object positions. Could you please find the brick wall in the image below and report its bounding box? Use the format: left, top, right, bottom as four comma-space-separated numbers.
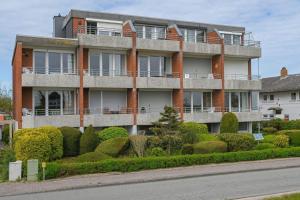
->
72, 17, 86, 38
22, 87, 32, 109
22, 48, 32, 69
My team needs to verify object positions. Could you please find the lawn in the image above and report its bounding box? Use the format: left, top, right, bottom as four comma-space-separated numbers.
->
265, 193, 300, 200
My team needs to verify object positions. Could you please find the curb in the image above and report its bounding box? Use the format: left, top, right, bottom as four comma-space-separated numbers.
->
1, 163, 300, 197
235, 190, 300, 200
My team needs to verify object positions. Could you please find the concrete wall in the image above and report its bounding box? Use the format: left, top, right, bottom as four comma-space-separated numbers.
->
224, 58, 248, 77
84, 75, 133, 88
234, 111, 262, 122
136, 38, 180, 52
22, 115, 80, 128
84, 114, 133, 127
137, 113, 160, 125
224, 45, 261, 58
183, 43, 221, 55
136, 77, 180, 89
183, 57, 211, 75
138, 91, 172, 111
184, 79, 222, 89
183, 112, 222, 123
78, 34, 132, 49
22, 74, 79, 87
224, 80, 262, 90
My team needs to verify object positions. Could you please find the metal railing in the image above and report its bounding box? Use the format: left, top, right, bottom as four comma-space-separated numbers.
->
243, 40, 261, 48
85, 107, 132, 115
183, 73, 221, 79
23, 108, 77, 116
22, 67, 78, 75
137, 71, 180, 78
224, 74, 260, 80
224, 106, 260, 112
184, 107, 222, 113
136, 28, 167, 40
84, 69, 133, 77
137, 106, 180, 114
77, 25, 123, 37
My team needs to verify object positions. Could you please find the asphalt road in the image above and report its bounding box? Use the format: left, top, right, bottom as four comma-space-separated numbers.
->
1, 167, 300, 200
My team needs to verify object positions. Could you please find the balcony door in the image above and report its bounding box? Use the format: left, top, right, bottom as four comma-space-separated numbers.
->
138, 56, 166, 77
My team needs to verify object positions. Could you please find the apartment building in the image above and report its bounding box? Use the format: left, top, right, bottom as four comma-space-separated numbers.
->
12, 9, 262, 133
260, 67, 300, 120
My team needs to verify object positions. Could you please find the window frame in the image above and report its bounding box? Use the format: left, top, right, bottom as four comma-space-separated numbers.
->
183, 91, 212, 113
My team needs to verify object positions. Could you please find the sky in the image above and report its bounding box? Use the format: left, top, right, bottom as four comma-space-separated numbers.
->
1, 0, 300, 89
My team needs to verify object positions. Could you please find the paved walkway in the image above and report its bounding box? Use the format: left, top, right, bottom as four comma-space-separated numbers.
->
1, 157, 300, 197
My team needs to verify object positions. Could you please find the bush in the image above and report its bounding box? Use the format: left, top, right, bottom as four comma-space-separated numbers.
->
262, 127, 277, 134
97, 127, 128, 141
149, 147, 166, 157
161, 135, 183, 154
2, 125, 9, 145
44, 147, 300, 179
146, 136, 162, 149
220, 112, 238, 133
129, 135, 147, 157
179, 122, 208, 144
277, 130, 300, 146
70, 152, 111, 163
255, 143, 276, 150
182, 144, 194, 155
59, 127, 82, 157
193, 141, 227, 154
219, 133, 255, 152
263, 135, 276, 144
95, 137, 129, 157
198, 134, 219, 142
80, 125, 99, 155
0, 147, 16, 181
14, 130, 51, 161
273, 135, 289, 148
282, 120, 300, 130
38, 126, 63, 161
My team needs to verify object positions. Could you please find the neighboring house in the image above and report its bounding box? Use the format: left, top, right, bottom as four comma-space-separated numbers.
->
12, 9, 261, 133
260, 67, 300, 120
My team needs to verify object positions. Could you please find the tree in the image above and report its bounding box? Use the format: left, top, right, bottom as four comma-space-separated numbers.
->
0, 87, 12, 114
220, 112, 239, 133
79, 125, 99, 154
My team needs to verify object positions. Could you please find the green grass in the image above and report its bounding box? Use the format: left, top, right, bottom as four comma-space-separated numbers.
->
264, 193, 300, 200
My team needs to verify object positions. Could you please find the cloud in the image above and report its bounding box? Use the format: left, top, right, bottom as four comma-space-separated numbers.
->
1, 0, 299, 87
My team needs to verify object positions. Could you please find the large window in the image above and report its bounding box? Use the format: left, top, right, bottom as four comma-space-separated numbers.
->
225, 91, 255, 112
291, 92, 297, 101
34, 51, 75, 74
33, 89, 76, 116
89, 52, 125, 76
251, 91, 259, 110
180, 28, 206, 43
184, 91, 212, 113
135, 24, 166, 40
138, 56, 169, 77
220, 32, 242, 45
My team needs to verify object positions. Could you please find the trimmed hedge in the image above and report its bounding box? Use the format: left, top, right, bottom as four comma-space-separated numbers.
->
255, 143, 276, 150
182, 144, 194, 155
277, 130, 300, 146
95, 137, 129, 157
59, 127, 82, 157
198, 134, 219, 142
193, 141, 227, 154
68, 152, 111, 163
80, 125, 99, 155
262, 127, 277, 134
97, 127, 128, 141
44, 147, 300, 179
219, 133, 255, 152
149, 147, 167, 157
0, 147, 16, 181
220, 112, 239, 133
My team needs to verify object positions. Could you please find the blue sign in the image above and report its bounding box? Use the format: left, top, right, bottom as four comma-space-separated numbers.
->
253, 133, 264, 141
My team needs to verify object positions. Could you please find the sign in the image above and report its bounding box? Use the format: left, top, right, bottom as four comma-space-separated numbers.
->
253, 133, 264, 141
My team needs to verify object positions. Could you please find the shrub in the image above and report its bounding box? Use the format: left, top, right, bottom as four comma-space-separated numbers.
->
198, 134, 219, 142
219, 133, 255, 152
263, 135, 276, 144
80, 125, 99, 155
14, 130, 51, 161
70, 152, 111, 163
182, 144, 194, 155
38, 126, 63, 161
180, 131, 199, 144
129, 135, 147, 157
220, 112, 238, 133
262, 127, 277, 134
179, 122, 208, 144
146, 136, 162, 149
255, 143, 276, 150
44, 147, 300, 179
2, 125, 9, 145
59, 127, 82, 157
161, 135, 183, 154
149, 147, 166, 157
282, 120, 300, 130
277, 130, 300, 146
193, 141, 227, 154
97, 127, 128, 141
13, 128, 37, 145
95, 137, 129, 157
262, 118, 284, 130
273, 135, 289, 148
0, 147, 16, 181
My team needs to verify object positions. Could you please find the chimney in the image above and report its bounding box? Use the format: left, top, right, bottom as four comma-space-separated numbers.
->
280, 67, 288, 79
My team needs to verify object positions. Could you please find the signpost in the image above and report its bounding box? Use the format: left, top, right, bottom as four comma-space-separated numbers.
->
253, 133, 264, 144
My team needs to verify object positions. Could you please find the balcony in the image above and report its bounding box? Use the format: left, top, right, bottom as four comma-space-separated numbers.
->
183, 35, 222, 55
224, 107, 262, 122
136, 107, 179, 125
83, 69, 133, 88
183, 107, 223, 123
136, 71, 180, 89
84, 107, 133, 127
22, 67, 79, 87
183, 73, 222, 89
77, 26, 132, 49
224, 74, 262, 90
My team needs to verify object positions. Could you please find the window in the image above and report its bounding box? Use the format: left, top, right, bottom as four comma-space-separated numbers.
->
203, 92, 212, 111
86, 21, 97, 35
221, 32, 242, 45
193, 92, 202, 112
135, 25, 166, 40
291, 92, 296, 101
233, 35, 241, 45
62, 53, 74, 74
184, 91, 192, 113
223, 34, 232, 45
34, 91, 46, 115
180, 28, 206, 43
184, 91, 211, 113
34, 51, 46, 74
251, 91, 259, 110
270, 94, 274, 101
240, 92, 249, 112
239, 122, 248, 132
275, 109, 282, 115
263, 95, 268, 102
138, 56, 168, 77
263, 114, 268, 118
48, 91, 61, 115
48, 52, 61, 73
225, 91, 252, 112
231, 92, 239, 112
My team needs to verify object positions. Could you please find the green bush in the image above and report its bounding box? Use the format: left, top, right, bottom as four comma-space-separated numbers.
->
262, 127, 277, 134
95, 137, 129, 157
13, 128, 36, 145
262, 118, 284, 130
69, 152, 111, 163
161, 135, 183, 154
97, 127, 128, 141
193, 141, 227, 154
80, 125, 99, 155
146, 136, 162, 149
255, 143, 276, 150
2, 125, 9, 145
198, 134, 219, 142
282, 120, 300, 130
180, 131, 199, 144
14, 130, 51, 161
149, 147, 167, 157
277, 130, 300, 146
179, 122, 208, 144
59, 127, 82, 157
273, 135, 289, 148
0, 146, 16, 181
220, 112, 238, 133
44, 147, 300, 179
219, 133, 255, 152
182, 144, 194, 155
263, 135, 276, 144
38, 126, 63, 161
129, 135, 147, 157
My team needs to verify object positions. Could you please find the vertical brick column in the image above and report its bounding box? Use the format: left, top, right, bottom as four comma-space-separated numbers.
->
78, 46, 84, 130
12, 42, 23, 128
72, 17, 86, 38
168, 25, 184, 120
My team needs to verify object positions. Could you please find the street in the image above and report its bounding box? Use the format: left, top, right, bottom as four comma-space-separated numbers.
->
1, 166, 300, 200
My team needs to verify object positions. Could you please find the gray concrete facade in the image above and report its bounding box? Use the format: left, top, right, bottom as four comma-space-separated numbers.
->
84, 114, 133, 127
224, 45, 261, 58
183, 78, 222, 89
235, 111, 262, 122
84, 75, 133, 88
224, 79, 262, 90
183, 112, 223, 123
22, 115, 80, 128
136, 113, 161, 125
136, 77, 180, 89
136, 38, 180, 52
183, 43, 221, 55
78, 34, 132, 49
22, 74, 80, 88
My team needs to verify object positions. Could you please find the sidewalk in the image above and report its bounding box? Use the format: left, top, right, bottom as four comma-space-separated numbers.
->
1, 157, 300, 197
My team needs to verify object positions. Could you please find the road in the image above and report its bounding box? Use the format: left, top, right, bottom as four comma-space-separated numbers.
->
1, 167, 300, 200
